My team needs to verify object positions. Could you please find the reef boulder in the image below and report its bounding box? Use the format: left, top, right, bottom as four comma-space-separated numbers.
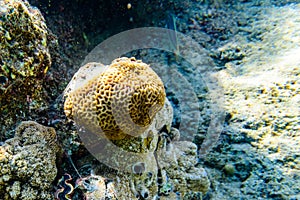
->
0, 121, 59, 200
0, 0, 53, 139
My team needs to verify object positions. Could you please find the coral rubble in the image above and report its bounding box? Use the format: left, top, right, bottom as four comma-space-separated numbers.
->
0, 121, 59, 200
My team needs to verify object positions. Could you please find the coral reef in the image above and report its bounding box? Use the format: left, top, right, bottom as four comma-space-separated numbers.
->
64, 57, 166, 140
3, 0, 298, 199
78, 128, 210, 199
63, 57, 210, 199
157, 140, 210, 198
0, 0, 54, 140
76, 126, 211, 199
76, 98, 173, 199
0, 121, 59, 200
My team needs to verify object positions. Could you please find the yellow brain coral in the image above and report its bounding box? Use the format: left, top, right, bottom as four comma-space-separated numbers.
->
64, 57, 166, 140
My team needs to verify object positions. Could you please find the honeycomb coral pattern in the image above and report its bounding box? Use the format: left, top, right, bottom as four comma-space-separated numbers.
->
64, 57, 165, 140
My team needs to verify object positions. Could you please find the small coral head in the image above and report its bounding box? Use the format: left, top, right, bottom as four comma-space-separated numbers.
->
64, 57, 166, 140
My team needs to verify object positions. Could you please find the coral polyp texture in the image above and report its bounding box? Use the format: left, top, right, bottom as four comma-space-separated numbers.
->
64, 57, 166, 140
0, 121, 59, 200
